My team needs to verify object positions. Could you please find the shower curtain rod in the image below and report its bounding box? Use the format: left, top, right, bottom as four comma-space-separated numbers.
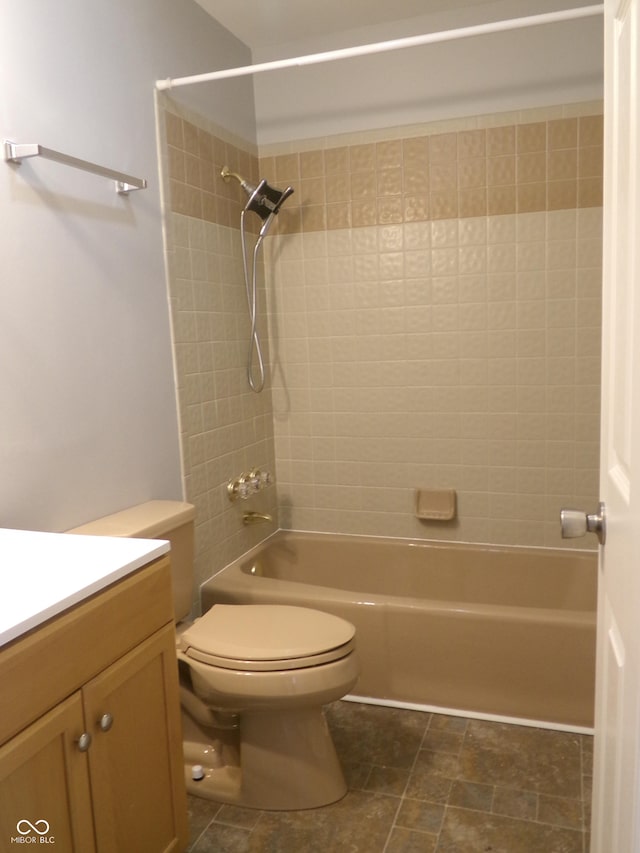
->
156, 4, 603, 91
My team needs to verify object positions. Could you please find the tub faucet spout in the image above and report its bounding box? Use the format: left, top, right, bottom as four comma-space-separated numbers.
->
243, 511, 273, 525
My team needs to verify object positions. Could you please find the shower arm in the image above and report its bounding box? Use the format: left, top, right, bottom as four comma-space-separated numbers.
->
221, 165, 254, 194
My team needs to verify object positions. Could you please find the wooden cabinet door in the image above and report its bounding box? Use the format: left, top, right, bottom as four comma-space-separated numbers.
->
83, 624, 188, 853
0, 693, 96, 853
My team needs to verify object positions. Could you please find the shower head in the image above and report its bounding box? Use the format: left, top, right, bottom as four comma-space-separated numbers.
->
221, 165, 294, 225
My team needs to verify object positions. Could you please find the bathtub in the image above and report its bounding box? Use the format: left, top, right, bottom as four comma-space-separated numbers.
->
201, 531, 597, 731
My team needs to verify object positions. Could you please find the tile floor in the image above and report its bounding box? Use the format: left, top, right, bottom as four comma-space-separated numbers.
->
186, 700, 592, 852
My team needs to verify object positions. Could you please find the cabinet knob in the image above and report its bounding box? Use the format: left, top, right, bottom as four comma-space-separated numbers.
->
76, 732, 92, 752
99, 712, 114, 732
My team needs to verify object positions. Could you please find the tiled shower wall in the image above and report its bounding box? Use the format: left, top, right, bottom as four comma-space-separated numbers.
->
161, 98, 603, 571
160, 99, 278, 593
262, 106, 603, 548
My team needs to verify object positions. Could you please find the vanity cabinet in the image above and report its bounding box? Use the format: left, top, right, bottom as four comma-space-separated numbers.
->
0, 693, 95, 850
0, 556, 188, 853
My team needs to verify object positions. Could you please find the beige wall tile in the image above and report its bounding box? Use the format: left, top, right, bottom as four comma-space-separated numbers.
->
163, 103, 602, 553
548, 118, 578, 149
578, 177, 603, 207
429, 132, 458, 163
517, 152, 546, 183
267, 206, 601, 548
376, 139, 403, 169
579, 114, 604, 146
488, 185, 516, 216
166, 107, 604, 234
548, 180, 578, 210
578, 145, 604, 178
300, 149, 325, 178
325, 146, 350, 173
325, 172, 351, 202
430, 190, 459, 220
548, 149, 578, 180
458, 158, 487, 189
487, 125, 515, 156
488, 156, 516, 186
517, 122, 546, 153
275, 152, 300, 182
458, 129, 486, 159
351, 143, 377, 171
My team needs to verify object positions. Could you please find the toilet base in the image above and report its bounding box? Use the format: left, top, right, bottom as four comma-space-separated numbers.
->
182, 706, 347, 810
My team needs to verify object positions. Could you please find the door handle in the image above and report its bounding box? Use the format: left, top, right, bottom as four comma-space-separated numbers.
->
560, 501, 606, 545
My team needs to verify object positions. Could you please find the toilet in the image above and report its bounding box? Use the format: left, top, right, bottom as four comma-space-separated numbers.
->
68, 500, 359, 810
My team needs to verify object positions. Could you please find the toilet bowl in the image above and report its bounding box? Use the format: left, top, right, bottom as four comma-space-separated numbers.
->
177, 603, 359, 809
68, 501, 360, 811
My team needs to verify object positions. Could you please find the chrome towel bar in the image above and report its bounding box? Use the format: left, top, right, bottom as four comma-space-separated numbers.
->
3, 140, 147, 194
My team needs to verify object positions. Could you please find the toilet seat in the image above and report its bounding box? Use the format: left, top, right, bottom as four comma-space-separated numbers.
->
179, 604, 356, 672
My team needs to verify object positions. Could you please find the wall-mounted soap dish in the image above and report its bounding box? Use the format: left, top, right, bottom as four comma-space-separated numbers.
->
414, 488, 457, 521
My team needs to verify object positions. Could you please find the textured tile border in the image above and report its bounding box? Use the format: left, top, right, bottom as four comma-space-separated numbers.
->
163, 99, 603, 233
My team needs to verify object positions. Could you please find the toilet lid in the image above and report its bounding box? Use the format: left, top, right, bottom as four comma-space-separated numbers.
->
179, 604, 356, 672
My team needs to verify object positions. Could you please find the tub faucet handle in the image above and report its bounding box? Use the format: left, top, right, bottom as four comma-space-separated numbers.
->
560, 502, 606, 545
227, 468, 274, 502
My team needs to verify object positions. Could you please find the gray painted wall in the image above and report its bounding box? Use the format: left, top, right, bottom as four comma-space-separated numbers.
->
0, 0, 255, 531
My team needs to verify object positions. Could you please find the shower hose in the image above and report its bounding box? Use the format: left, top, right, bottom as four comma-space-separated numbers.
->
240, 210, 266, 393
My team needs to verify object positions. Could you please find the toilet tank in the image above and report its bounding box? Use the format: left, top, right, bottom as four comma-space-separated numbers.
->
68, 500, 196, 621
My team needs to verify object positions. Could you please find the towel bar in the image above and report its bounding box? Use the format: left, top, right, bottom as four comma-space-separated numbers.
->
3, 140, 147, 194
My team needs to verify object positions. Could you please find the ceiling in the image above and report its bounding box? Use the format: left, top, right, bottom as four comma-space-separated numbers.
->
196, 0, 502, 49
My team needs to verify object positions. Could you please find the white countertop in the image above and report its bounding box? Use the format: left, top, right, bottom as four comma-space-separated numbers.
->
0, 528, 169, 648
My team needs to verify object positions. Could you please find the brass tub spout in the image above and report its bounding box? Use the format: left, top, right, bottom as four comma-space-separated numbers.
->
243, 512, 273, 525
